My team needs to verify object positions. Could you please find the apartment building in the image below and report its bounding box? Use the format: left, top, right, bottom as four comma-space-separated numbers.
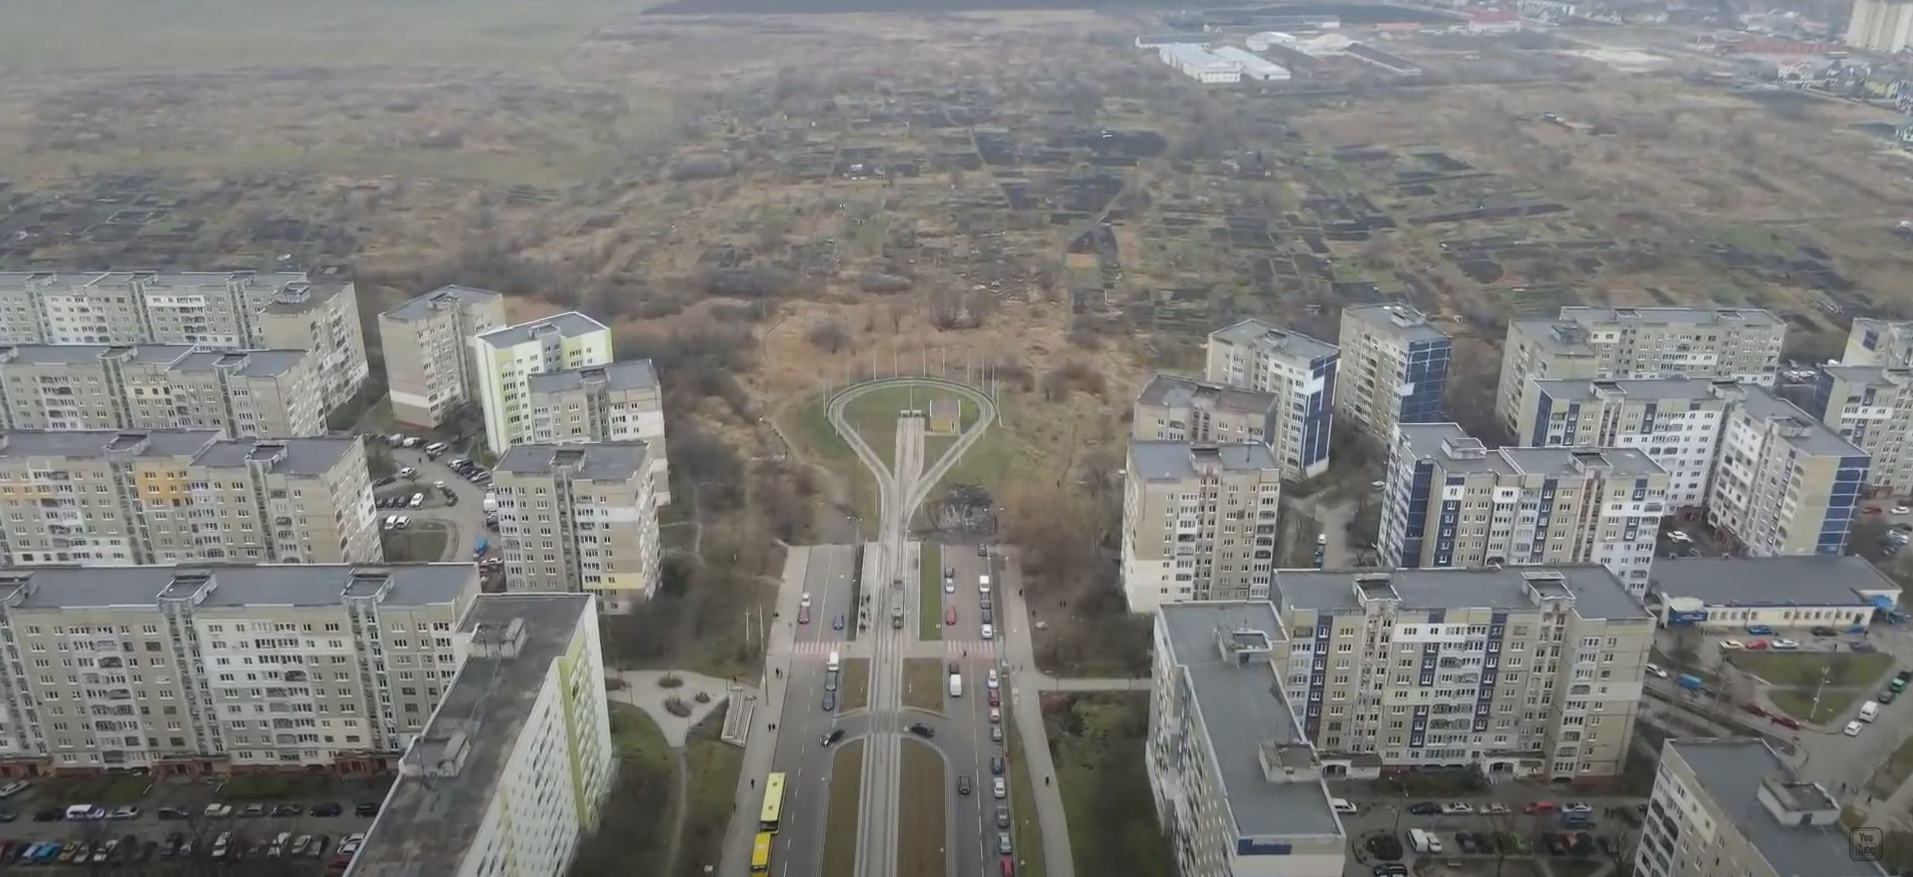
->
492, 443, 659, 613
1132, 374, 1281, 446
1334, 304, 1451, 442
1205, 320, 1339, 479
0, 562, 479, 773
474, 313, 613, 456
352, 594, 613, 877
1638, 738, 1883, 877
1811, 365, 1913, 495
1270, 566, 1651, 782
1707, 389, 1868, 557
1516, 378, 1737, 508
1380, 423, 1668, 596
526, 360, 669, 504
256, 280, 369, 413
378, 285, 507, 429
0, 344, 323, 438
0, 430, 380, 567
1121, 441, 1283, 613
1495, 307, 1786, 434
1148, 602, 1345, 877
1846, 0, 1913, 53
1842, 317, 1913, 369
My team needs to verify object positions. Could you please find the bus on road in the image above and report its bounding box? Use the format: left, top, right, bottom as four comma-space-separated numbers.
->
750, 832, 772, 872
760, 772, 787, 833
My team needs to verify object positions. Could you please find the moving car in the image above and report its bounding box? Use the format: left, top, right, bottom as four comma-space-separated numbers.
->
822, 691, 836, 711
821, 729, 846, 747
798, 607, 811, 625
833, 614, 845, 631
981, 623, 995, 639
909, 723, 936, 738
945, 606, 957, 626
957, 775, 972, 796
1846, 720, 1865, 736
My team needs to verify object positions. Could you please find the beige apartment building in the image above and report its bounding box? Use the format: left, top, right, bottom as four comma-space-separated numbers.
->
1120, 441, 1283, 613
1707, 389, 1868, 557
1842, 318, 1913, 368
492, 442, 660, 613
1638, 738, 1882, 877
0, 344, 323, 438
0, 430, 380, 568
0, 562, 479, 773
377, 285, 507, 429
1272, 565, 1653, 782
0, 272, 369, 414
1812, 365, 1913, 495
1380, 423, 1668, 597
1132, 373, 1280, 447
1514, 377, 1737, 508
1495, 307, 1786, 434
1335, 304, 1452, 443
526, 360, 670, 504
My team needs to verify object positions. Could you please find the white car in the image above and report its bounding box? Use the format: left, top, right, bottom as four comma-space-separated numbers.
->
981, 623, 995, 640
1668, 531, 1693, 544
397, 467, 417, 479
1482, 803, 1510, 815
992, 778, 1007, 799
1718, 639, 1744, 650
1772, 639, 1800, 650
1846, 720, 1865, 737
800, 592, 812, 608
1331, 797, 1359, 814
945, 580, 955, 594
1644, 663, 1670, 679
987, 669, 999, 689
1440, 802, 1474, 815
1896, 503, 1911, 515
1563, 802, 1592, 814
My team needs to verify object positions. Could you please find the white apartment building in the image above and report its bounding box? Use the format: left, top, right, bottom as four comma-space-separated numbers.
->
1206, 319, 1340, 479
1132, 374, 1281, 446
1272, 566, 1652, 781
1380, 423, 1668, 596
1846, 0, 1913, 53
526, 360, 669, 504
1516, 378, 1736, 508
378, 285, 507, 430
1149, 602, 1345, 877
0, 272, 369, 414
1812, 365, 1913, 495
1334, 304, 1451, 443
351, 594, 613, 877
492, 443, 659, 613
473, 313, 613, 456
0, 430, 380, 567
1707, 389, 1868, 557
1638, 739, 1883, 877
1495, 307, 1785, 435
0, 562, 479, 773
1121, 442, 1283, 613
1842, 318, 1913, 368
0, 344, 324, 438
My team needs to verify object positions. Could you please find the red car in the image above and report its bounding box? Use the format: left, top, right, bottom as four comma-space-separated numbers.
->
1524, 801, 1555, 814
1772, 715, 1801, 730
1866, 505, 1885, 515
1000, 856, 1015, 877
797, 607, 811, 625
1745, 638, 1769, 650
945, 606, 957, 626
989, 689, 1001, 707
1743, 703, 1769, 718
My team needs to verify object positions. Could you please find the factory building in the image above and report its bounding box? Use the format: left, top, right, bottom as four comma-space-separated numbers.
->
1157, 44, 1243, 83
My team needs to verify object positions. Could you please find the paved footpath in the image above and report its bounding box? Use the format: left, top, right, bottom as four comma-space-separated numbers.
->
716, 547, 805, 876
998, 550, 1078, 877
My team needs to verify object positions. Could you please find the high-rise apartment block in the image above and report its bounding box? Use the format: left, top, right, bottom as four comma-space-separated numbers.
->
1845, 0, 1913, 53
351, 594, 613, 877
1272, 566, 1652, 781
378, 285, 507, 430
1148, 602, 1346, 877
0, 344, 324, 438
1516, 378, 1735, 508
1841, 317, 1913, 368
1120, 441, 1282, 613
1811, 365, 1913, 495
526, 360, 669, 504
1638, 738, 1883, 877
474, 313, 613, 456
1708, 390, 1868, 557
1205, 319, 1339, 479
0, 562, 480, 772
492, 442, 659, 613
0, 272, 369, 414
1335, 304, 1451, 442
1132, 374, 1280, 446
0, 430, 380, 567
1380, 424, 1667, 595
1495, 307, 1785, 434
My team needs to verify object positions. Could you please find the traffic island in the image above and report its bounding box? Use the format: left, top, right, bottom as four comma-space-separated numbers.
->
902, 658, 946, 712
897, 738, 947, 877
820, 739, 865, 877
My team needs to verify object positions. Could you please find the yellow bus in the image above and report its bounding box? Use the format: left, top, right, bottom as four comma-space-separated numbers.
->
759, 772, 787, 833
750, 832, 772, 873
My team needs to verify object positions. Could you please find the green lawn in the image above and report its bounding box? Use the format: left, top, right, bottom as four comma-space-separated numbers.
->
897, 740, 947, 877
1005, 706, 1049, 877
842, 385, 936, 474
602, 705, 677, 875
821, 740, 866, 877
1044, 693, 1176, 877
920, 543, 943, 641
1874, 731, 1913, 797
902, 658, 945, 713
841, 658, 871, 713
786, 394, 880, 524
915, 400, 1033, 511
677, 707, 747, 877
1731, 652, 1895, 724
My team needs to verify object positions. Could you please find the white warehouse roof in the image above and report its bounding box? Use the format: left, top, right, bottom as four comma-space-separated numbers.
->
1210, 46, 1291, 79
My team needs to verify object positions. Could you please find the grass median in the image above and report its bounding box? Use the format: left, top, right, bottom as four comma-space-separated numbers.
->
821, 739, 865, 877
920, 543, 943, 640
841, 658, 871, 712
1005, 706, 1048, 877
902, 658, 946, 712
897, 739, 947, 877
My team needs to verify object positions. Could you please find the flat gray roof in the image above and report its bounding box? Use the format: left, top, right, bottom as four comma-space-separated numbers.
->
0, 563, 473, 610
169, 349, 309, 378
1822, 364, 1903, 386
1277, 566, 1649, 621
0, 271, 310, 293
527, 359, 659, 396
0, 345, 307, 378
1157, 602, 1342, 839
381, 285, 503, 322
0, 429, 221, 460
1210, 318, 1340, 362
1129, 440, 1277, 480
1513, 319, 1596, 356
1736, 389, 1864, 458
191, 437, 359, 476
1530, 376, 1741, 403
352, 594, 592, 877
1502, 446, 1662, 477
1136, 373, 1278, 416
1397, 424, 1663, 478
1668, 739, 1885, 877
1343, 304, 1449, 344
496, 441, 648, 481
476, 312, 607, 350
1648, 556, 1900, 607
1559, 306, 1783, 327
260, 280, 352, 314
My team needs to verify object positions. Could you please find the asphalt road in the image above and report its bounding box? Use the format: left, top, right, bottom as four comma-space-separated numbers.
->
380, 450, 492, 563
766, 544, 861, 877
942, 546, 1009, 877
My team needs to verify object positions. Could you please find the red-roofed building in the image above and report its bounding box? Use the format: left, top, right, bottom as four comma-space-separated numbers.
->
1467, 8, 1523, 33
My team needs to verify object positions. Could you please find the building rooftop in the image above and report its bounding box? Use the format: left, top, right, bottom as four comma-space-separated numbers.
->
169, 349, 311, 379
381, 285, 504, 323
1276, 566, 1649, 621
1157, 602, 1343, 840
0, 271, 312, 294
1821, 364, 1906, 385
496, 441, 649, 482
1396, 424, 1663, 479
1396, 424, 1516, 475
1343, 304, 1450, 344
1735, 388, 1865, 457
1513, 319, 1597, 357
1210, 318, 1340, 362
1648, 556, 1900, 607
190, 437, 360, 476
1558, 305, 1784, 327
260, 280, 352, 315
1136, 374, 1279, 416
1668, 739, 1885, 877
1530, 376, 1744, 403
475, 312, 608, 350
527, 359, 659, 396
0, 429, 221, 460
350, 594, 593, 877
1161, 43, 1241, 70
0, 345, 309, 379
1129, 440, 1278, 480
0, 563, 474, 611
1501, 446, 1663, 478
1208, 46, 1289, 77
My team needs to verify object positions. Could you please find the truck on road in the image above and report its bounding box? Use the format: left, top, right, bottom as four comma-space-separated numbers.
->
1676, 674, 1703, 692
1408, 829, 1441, 854
949, 673, 963, 698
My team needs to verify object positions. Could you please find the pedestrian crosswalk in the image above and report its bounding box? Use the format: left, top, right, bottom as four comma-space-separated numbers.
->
792, 640, 845, 657
940, 639, 996, 659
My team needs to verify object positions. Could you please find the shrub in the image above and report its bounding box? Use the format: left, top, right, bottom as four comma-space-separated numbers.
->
694, 691, 712, 704
664, 696, 693, 718
658, 673, 685, 689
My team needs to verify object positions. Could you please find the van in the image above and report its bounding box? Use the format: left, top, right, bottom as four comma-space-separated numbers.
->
827, 651, 840, 672
1861, 700, 1881, 722
949, 674, 964, 698
1408, 828, 1442, 854
65, 804, 99, 821
1330, 797, 1358, 814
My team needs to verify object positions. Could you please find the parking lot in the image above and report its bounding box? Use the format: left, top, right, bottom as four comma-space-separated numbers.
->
370, 448, 496, 568
1331, 781, 1643, 877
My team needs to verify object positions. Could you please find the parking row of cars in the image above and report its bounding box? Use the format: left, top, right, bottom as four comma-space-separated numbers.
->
32, 801, 377, 823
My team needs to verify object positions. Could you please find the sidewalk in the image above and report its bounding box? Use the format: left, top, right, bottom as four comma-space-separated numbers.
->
716, 546, 805, 876
998, 549, 1077, 877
